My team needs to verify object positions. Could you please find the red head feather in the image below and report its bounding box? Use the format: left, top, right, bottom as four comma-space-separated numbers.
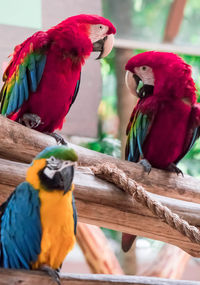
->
47, 14, 116, 62
53, 14, 116, 35
126, 51, 197, 104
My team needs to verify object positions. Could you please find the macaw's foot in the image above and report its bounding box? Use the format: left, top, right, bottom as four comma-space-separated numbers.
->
18, 113, 42, 129
47, 132, 68, 145
139, 159, 152, 174
167, 163, 183, 176
40, 265, 60, 285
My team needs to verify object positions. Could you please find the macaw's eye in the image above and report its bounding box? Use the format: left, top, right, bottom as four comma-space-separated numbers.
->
95, 24, 108, 33
47, 156, 62, 170
49, 156, 56, 162
141, 66, 147, 71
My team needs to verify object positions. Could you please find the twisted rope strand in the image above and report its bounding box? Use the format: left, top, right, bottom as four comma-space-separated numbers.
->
90, 163, 200, 244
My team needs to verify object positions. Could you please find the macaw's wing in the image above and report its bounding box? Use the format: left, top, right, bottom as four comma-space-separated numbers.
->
0, 31, 50, 116
72, 194, 77, 235
175, 105, 200, 164
125, 111, 152, 162
0, 182, 41, 269
68, 72, 81, 112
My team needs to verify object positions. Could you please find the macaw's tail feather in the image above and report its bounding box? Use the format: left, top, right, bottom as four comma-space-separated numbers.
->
121, 233, 136, 252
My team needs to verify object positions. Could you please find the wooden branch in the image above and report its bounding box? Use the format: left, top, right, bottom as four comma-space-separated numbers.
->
1, 158, 200, 257
0, 115, 55, 163
1, 116, 200, 205
0, 269, 198, 285
163, 0, 187, 43
138, 244, 190, 279
76, 223, 123, 274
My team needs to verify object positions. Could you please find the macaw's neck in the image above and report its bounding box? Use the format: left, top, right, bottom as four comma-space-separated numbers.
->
47, 24, 93, 66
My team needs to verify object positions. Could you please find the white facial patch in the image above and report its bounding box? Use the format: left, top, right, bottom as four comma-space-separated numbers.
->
43, 167, 56, 179
89, 24, 109, 43
135, 66, 155, 86
43, 160, 76, 180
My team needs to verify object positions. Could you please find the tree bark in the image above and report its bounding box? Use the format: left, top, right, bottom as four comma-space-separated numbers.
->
163, 0, 187, 43
1, 116, 200, 205
0, 269, 198, 285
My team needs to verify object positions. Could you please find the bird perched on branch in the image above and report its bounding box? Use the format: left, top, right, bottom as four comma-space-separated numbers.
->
0, 14, 116, 142
0, 146, 78, 284
122, 51, 200, 252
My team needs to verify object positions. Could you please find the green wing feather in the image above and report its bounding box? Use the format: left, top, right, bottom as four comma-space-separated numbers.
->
125, 111, 151, 162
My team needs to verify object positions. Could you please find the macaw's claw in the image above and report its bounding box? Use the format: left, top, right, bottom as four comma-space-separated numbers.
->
139, 159, 152, 174
47, 132, 68, 145
167, 163, 184, 176
40, 265, 60, 285
18, 113, 42, 129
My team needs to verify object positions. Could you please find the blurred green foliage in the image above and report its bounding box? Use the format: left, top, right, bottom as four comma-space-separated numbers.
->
103, 0, 200, 46
83, 49, 120, 160
83, 134, 121, 159
177, 55, 200, 177
102, 0, 171, 42
178, 0, 200, 46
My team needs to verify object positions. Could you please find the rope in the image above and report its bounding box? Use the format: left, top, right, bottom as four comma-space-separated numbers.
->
90, 162, 200, 245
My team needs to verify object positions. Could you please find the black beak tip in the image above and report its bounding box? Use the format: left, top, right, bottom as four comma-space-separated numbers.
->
61, 166, 74, 194
96, 53, 102, 60
133, 74, 141, 86
93, 37, 107, 60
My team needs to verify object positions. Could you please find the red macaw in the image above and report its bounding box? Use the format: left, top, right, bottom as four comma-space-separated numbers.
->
122, 51, 200, 251
0, 14, 116, 136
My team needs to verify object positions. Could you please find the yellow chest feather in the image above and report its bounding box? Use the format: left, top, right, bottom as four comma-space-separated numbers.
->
33, 190, 76, 269
26, 159, 76, 269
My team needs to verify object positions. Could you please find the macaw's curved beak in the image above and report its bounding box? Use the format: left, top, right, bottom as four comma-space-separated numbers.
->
125, 71, 154, 99
125, 71, 139, 97
59, 163, 75, 194
93, 33, 114, 60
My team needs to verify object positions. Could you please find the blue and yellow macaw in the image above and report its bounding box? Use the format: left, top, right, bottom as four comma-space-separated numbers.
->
0, 146, 77, 278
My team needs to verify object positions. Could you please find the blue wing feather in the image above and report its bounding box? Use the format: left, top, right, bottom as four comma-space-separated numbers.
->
72, 194, 77, 235
68, 72, 81, 112
3, 54, 46, 116
36, 55, 47, 83
28, 54, 37, 92
0, 182, 41, 269
126, 111, 150, 162
18, 83, 25, 109
6, 83, 18, 114
23, 73, 29, 101
188, 127, 199, 151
